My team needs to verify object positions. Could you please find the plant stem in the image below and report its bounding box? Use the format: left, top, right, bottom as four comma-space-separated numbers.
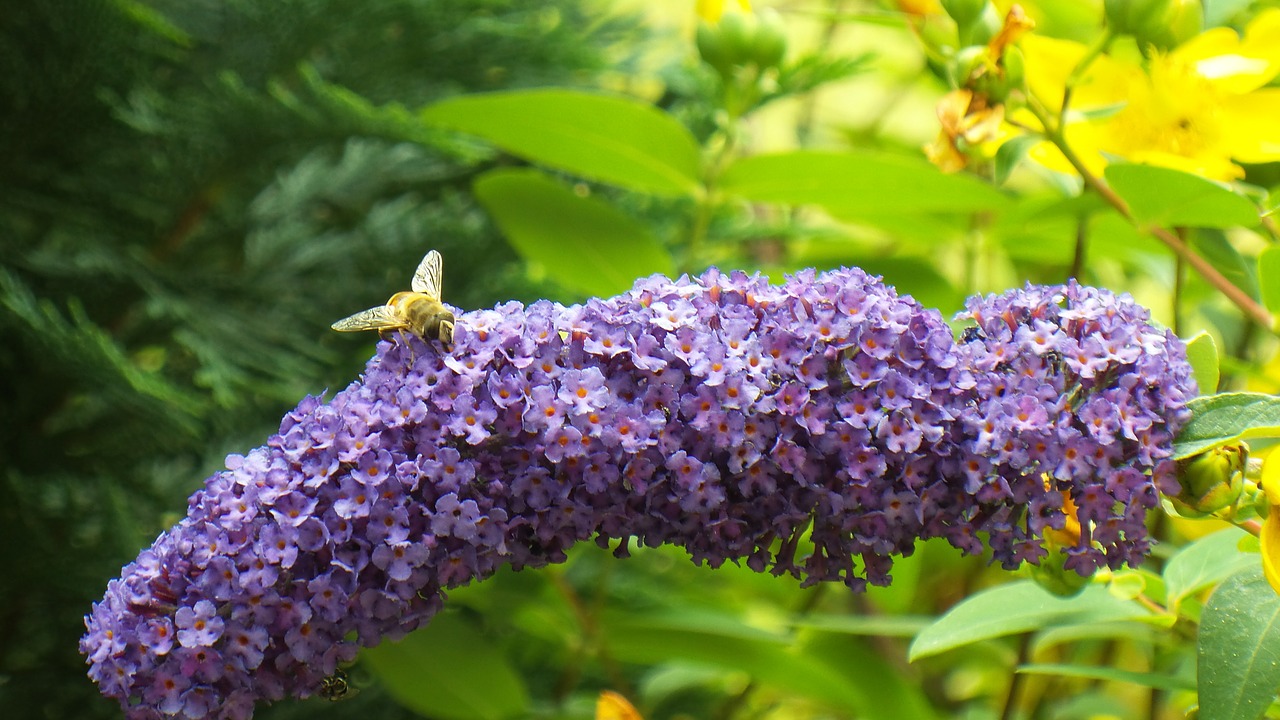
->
1026, 99, 1274, 330
1058, 27, 1116, 127
998, 633, 1031, 720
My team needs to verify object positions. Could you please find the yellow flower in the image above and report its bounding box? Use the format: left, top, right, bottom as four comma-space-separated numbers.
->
696, 0, 751, 23
1022, 9, 1280, 181
1261, 452, 1280, 595
596, 691, 644, 720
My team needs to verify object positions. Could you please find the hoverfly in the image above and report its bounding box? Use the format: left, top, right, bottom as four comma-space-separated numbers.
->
331, 249, 456, 346
318, 668, 357, 702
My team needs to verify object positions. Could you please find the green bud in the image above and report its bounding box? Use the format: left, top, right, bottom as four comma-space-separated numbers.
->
1105, 0, 1163, 34
1106, 0, 1203, 50
1001, 45, 1024, 88
1154, 0, 1204, 49
981, 44, 1025, 102
696, 21, 732, 74
751, 8, 787, 70
1172, 443, 1247, 515
941, 0, 989, 29
717, 9, 756, 67
958, 3, 1001, 47
1029, 551, 1091, 598
950, 45, 989, 87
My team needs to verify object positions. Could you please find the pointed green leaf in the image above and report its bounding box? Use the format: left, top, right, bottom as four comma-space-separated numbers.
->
1193, 228, 1260, 299
1165, 528, 1255, 613
909, 581, 1149, 661
473, 168, 675, 297
800, 630, 941, 720
422, 89, 702, 196
602, 608, 865, 712
1173, 392, 1280, 459
1259, 245, 1280, 314
1104, 164, 1259, 229
1198, 568, 1280, 720
718, 150, 1010, 216
1017, 663, 1194, 691
1184, 331, 1219, 396
993, 135, 1040, 186
362, 613, 530, 720
792, 614, 933, 638
604, 607, 939, 720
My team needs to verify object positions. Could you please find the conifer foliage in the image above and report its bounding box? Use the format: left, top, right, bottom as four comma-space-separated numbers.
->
0, 1, 621, 717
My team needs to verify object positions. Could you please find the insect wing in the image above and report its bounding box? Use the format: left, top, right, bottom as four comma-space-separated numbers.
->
410, 249, 443, 299
595, 691, 644, 720
331, 305, 404, 332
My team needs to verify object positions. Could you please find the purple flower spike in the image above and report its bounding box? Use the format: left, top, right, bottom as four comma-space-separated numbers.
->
81, 268, 1195, 719
952, 281, 1196, 574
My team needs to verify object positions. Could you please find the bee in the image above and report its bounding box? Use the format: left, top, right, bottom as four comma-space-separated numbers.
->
331, 249, 456, 346
318, 669, 357, 702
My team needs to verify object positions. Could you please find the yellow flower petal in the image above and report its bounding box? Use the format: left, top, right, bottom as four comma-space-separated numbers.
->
1174, 9, 1280, 94
1262, 509, 1280, 596
1126, 149, 1243, 182
1261, 452, 1280, 506
1020, 34, 1086, 111
1219, 89, 1280, 164
597, 691, 644, 720
696, 0, 751, 23
1021, 34, 1136, 111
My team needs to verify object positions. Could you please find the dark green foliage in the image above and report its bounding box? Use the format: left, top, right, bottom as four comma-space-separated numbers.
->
0, 1, 626, 716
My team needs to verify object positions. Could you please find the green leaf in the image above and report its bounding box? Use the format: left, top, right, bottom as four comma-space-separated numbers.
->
1193, 229, 1260, 300
1032, 621, 1157, 654
908, 581, 1149, 661
602, 608, 867, 713
718, 150, 1010, 216
473, 168, 675, 297
1104, 164, 1259, 229
422, 89, 702, 196
112, 0, 193, 46
1197, 568, 1280, 720
791, 614, 933, 638
1259, 245, 1280, 314
1173, 392, 1280, 460
1017, 663, 1195, 692
362, 613, 530, 720
1165, 528, 1256, 613
603, 607, 934, 718
799, 629, 941, 720
1184, 331, 1220, 396
993, 135, 1040, 186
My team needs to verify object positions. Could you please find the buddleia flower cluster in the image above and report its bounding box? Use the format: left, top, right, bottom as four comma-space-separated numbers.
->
81, 267, 1195, 719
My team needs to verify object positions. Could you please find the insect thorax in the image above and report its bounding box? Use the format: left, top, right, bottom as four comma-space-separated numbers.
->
391, 292, 454, 338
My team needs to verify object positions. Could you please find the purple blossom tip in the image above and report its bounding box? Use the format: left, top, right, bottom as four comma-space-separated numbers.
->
81, 269, 1194, 719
